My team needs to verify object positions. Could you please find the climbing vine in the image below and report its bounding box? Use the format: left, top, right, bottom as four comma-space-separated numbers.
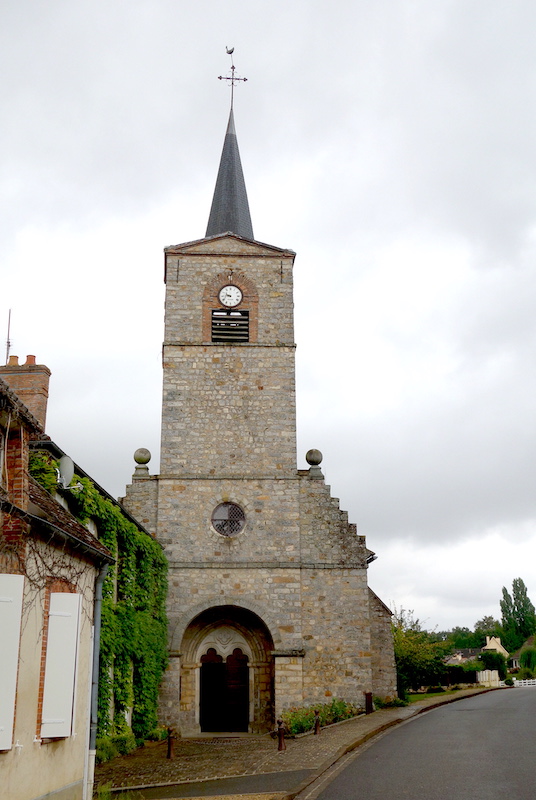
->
29, 451, 168, 742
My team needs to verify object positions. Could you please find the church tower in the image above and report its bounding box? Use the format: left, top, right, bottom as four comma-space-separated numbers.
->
122, 77, 396, 734
160, 108, 297, 482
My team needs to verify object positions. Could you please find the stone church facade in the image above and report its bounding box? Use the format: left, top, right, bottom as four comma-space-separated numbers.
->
122, 108, 396, 735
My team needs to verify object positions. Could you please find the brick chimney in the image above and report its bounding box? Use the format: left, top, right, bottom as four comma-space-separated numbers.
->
0, 355, 51, 429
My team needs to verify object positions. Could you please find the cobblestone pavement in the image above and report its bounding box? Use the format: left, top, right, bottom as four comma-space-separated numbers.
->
95, 689, 494, 799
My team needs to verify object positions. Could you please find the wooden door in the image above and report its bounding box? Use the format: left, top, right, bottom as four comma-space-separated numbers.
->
200, 647, 249, 732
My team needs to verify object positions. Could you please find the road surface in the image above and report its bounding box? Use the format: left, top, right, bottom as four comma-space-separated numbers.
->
301, 688, 536, 799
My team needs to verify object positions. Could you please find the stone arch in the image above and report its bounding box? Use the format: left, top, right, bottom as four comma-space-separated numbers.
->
178, 603, 276, 734
202, 270, 259, 343
169, 596, 282, 653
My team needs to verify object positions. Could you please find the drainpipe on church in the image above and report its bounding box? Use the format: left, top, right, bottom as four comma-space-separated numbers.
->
84, 564, 108, 800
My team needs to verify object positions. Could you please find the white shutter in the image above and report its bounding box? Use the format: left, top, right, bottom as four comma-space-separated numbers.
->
41, 592, 81, 738
0, 574, 24, 750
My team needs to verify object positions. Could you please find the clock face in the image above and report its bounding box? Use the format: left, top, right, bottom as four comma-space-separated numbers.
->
218, 285, 243, 307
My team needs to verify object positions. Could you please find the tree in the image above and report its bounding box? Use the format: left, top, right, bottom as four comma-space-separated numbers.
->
474, 615, 501, 635
519, 647, 536, 675
500, 578, 536, 652
447, 626, 483, 649
512, 578, 536, 639
392, 609, 451, 697
501, 578, 536, 651
479, 650, 507, 680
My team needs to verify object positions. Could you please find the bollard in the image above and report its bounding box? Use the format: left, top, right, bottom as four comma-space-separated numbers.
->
167, 726, 176, 759
364, 691, 374, 715
314, 709, 321, 735
277, 718, 287, 752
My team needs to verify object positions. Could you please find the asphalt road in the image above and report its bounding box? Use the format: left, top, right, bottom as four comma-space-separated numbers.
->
303, 688, 536, 800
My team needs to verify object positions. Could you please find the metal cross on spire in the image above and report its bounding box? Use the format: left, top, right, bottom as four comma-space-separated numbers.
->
218, 47, 247, 109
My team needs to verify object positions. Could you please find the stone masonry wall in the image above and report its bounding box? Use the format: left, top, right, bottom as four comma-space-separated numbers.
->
157, 469, 383, 724
160, 236, 297, 476
298, 476, 369, 567
294, 473, 376, 709
299, 568, 372, 709
120, 475, 158, 537
165, 565, 303, 653
160, 345, 296, 476
368, 589, 397, 699
130, 231, 398, 731
157, 477, 301, 566
163, 237, 295, 346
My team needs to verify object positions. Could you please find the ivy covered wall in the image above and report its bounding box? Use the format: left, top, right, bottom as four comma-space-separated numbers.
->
29, 452, 168, 742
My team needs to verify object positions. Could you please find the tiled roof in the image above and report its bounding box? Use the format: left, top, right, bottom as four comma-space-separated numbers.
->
27, 478, 113, 562
510, 635, 536, 659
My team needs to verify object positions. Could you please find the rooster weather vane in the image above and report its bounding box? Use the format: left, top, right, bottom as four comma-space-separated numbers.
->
218, 46, 247, 109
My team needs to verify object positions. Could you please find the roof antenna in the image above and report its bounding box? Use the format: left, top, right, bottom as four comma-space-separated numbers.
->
218, 46, 248, 110
5, 309, 11, 364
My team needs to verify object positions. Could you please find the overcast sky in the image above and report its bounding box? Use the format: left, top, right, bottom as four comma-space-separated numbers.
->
2, 0, 536, 633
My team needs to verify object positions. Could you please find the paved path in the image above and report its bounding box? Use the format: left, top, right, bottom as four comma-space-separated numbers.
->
297, 687, 536, 800
95, 688, 496, 799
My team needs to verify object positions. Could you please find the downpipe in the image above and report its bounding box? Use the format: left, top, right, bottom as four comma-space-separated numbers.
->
84, 564, 108, 800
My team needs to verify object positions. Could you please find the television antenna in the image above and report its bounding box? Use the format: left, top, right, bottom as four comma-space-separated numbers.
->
5, 309, 11, 364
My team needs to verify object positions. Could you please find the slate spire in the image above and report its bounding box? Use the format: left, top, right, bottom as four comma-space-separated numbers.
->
205, 108, 254, 240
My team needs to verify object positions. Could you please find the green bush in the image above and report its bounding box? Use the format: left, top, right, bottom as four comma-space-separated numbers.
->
96, 784, 113, 800
479, 650, 507, 680
516, 667, 534, 680
374, 696, 408, 708
95, 737, 119, 765
96, 784, 136, 800
111, 731, 137, 755
504, 677, 514, 686
519, 647, 536, 672
426, 686, 445, 693
281, 698, 359, 735
28, 452, 59, 494
146, 726, 169, 741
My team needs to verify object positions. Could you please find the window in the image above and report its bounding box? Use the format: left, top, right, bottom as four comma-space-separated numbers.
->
211, 309, 249, 343
211, 503, 246, 537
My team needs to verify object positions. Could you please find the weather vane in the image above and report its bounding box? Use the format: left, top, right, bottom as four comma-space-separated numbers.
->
218, 47, 247, 109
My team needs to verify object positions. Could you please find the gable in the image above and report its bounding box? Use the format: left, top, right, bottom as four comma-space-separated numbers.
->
369, 588, 393, 617
165, 232, 295, 259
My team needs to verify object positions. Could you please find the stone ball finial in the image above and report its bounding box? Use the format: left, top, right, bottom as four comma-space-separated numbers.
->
306, 449, 323, 466
134, 448, 151, 465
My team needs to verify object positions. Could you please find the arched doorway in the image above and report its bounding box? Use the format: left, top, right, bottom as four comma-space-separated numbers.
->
180, 605, 274, 734
200, 647, 249, 732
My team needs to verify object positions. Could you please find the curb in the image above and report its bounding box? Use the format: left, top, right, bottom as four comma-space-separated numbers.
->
104, 688, 500, 798
280, 687, 501, 800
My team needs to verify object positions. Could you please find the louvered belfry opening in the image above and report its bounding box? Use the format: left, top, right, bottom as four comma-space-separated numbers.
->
211, 309, 249, 343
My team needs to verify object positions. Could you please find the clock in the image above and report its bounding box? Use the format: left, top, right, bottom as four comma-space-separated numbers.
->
218, 285, 243, 307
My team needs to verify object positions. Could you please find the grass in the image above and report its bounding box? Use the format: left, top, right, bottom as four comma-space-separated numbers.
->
407, 688, 473, 703
96, 784, 141, 800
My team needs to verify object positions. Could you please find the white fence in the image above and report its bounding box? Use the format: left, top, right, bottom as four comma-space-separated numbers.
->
500, 678, 536, 687
477, 670, 500, 687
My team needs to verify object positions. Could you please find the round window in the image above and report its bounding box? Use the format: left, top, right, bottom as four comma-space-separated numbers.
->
211, 502, 246, 537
